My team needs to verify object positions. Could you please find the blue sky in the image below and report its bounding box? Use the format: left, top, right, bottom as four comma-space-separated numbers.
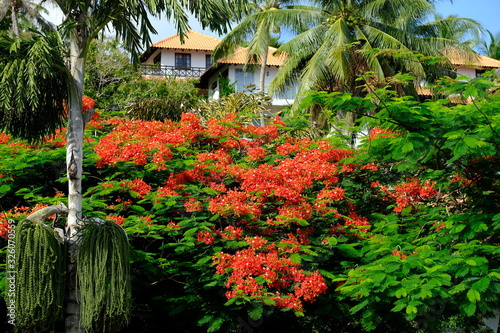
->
434, 0, 499, 34
150, 0, 500, 45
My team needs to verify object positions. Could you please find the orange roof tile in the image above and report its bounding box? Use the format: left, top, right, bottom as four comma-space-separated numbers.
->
442, 48, 500, 68
218, 46, 286, 66
150, 30, 221, 51
415, 85, 432, 96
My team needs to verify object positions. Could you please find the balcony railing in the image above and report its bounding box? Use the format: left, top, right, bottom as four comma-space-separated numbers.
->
141, 64, 207, 78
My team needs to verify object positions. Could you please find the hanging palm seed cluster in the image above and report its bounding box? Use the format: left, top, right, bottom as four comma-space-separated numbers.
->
77, 220, 132, 332
10, 218, 131, 332
8, 220, 66, 330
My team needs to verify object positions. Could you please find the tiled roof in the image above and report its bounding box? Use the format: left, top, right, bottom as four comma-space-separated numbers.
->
150, 30, 221, 51
415, 84, 473, 103
217, 46, 286, 66
443, 48, 500, 68
415, 85, 432, 96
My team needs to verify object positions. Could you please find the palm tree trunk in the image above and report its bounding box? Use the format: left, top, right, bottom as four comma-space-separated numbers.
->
64, 29, 86, 333
259, 49, 268, 126
10, 7, 20, 37
259, 50, 268, 93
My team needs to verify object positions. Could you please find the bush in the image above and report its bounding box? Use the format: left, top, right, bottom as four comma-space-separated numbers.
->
0, 72, 499, 332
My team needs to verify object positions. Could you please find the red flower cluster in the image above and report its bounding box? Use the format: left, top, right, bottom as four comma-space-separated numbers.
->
369, 127, 398, 139
213, 242, 327, 312
0, 132, 11, 144
107, 215, 125, 225
450, 173, 472, 186
377, 178, 438, 212
392, 249, 418, 259
62, 95, 96, 116
246, 146, 267, 161
344, 212, 370, 230
82, 95, 96, 112
222, 226, 244, 240
44, 127, 67, 147
0, 204, 51, 238
120, 179, 152, 198
208, 190, 261, 217
317, 187, 345, 201
197, 230, 216, 245
167, 221, 181, 229
184, 198, 203, 212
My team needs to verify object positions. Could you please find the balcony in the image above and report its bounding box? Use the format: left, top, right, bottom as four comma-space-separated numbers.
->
141, 64, 207, 78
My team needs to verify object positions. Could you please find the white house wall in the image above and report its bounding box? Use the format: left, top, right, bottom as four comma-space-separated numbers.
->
456, 66, 477, 79
208, 65, 295, 107
144, 49, 211, 68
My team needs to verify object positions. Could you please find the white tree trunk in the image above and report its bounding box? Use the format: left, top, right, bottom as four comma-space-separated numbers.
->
66, 38, 85, 234
10, 6, 20, 37
64, 29, 87, 333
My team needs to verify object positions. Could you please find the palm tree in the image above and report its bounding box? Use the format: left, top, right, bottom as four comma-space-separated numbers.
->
0, 0, 54, 36
0, 0, 249, 331
415, 14, 482, 48
54, 0, 246, 258
476, 30, 500, 60
269, 0, 476, 104
260, 0, 484, 145
212, 0, 316, 125
212, 0, 313, 93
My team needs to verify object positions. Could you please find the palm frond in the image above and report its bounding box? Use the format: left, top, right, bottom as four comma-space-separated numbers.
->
0, 32, 68, 142
269, 24, 326, 95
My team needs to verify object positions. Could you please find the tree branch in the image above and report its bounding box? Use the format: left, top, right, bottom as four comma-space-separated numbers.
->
26, 202, 68, 223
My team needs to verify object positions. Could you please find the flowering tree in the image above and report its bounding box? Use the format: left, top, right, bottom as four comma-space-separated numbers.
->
1, 72, 499, 331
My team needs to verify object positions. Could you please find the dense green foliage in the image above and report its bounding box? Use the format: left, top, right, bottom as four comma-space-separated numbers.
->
119, 77, 201, 121
84, 38, 140, 109
312, 72, 500, 332
0, 72, 499, 332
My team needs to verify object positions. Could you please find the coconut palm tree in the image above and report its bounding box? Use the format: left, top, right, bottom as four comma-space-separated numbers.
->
413, 13, 483, 52
476, 30, 500, 60
212, 0, 318, 125
263, 0, 483, 144
212, 0, 313, 93
269, 0, 476, 103
0, 0, 54, 36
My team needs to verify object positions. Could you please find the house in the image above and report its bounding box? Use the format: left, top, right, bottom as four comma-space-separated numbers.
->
416, 49, 500, 100
140, 30, 296, 111
442, 48, 500, 78
140, 30, 220, 78
140, 31, 500, 108
198, 45, 297, 112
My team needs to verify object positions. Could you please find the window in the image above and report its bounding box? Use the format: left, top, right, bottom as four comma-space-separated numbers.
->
175, 53, 191, 69
235, 68, 255, 92
206, 54, 212, 68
